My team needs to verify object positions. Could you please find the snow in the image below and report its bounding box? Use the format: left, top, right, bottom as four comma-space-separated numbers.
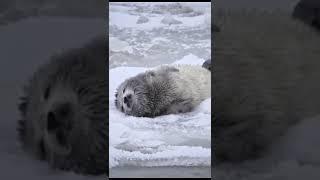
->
136, 16, 149, 24
109, 56, 211, 168
109, 11, 208, 30
109, 37, 133, 53
172, 54, 208, 65
109, 2, 211, 68
161, 14, 182, 25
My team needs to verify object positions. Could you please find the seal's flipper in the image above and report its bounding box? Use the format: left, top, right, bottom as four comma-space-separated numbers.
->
202, 59, 212, 72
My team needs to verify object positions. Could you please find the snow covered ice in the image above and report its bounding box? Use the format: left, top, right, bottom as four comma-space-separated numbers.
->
109, 3, 212, 173
109, 2, 211, 68
109, 56, 211, 168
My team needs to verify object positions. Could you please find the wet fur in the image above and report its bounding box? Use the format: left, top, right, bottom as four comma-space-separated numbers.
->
17, 36, 108, 174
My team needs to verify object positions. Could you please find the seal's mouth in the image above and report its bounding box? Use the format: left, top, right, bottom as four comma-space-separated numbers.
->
44, 131, 72, 155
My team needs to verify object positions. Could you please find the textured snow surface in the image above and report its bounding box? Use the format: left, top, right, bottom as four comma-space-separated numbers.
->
109, 2, 211, 68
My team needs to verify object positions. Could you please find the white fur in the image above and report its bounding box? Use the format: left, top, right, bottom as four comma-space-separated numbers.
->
158, 64, 211, 109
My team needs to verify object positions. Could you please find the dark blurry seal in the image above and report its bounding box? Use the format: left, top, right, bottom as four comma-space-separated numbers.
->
214, 9, 320, 164
292, 0, 320, 30
115, 64, 211, 117
17, 36, 108, 175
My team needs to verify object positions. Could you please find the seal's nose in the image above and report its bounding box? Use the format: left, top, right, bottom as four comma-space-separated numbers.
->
47, 111, 59, 131
46, 102, 73, 147
123, 94, 132, 108
47, 103, 72, 131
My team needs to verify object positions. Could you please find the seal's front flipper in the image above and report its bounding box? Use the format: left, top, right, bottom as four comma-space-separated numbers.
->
202, 59, 212, 72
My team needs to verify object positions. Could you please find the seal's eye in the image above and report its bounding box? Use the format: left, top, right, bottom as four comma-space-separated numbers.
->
123, 88, 125, 93
44, 85, 50, 100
